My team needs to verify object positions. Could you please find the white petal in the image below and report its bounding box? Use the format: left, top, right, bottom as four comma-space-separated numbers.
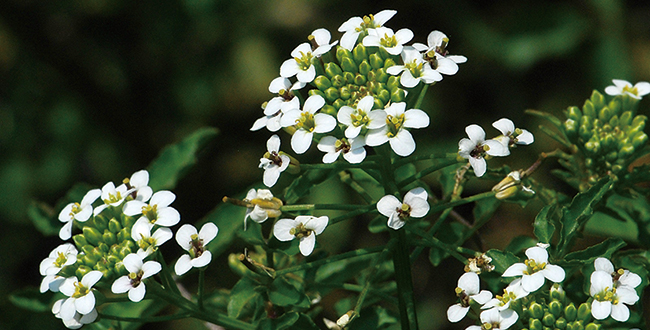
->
304, 216, 329, 235
542, 264, 566, 283
273, 219, 298, 241
435, 57, 458, 75
75, 293, 96, 315
610, 303, 630, 322
60, 298, 77, 321
174, 254, 193, 276
465, 124, 485, 142
322, 151, 340, 163
340, 31, 360, 51
81, 271, 103, 288
304, 95, 325, 114
484, 139, 509, 157
128, 283, 146, 302
407, 198, 429, 218
268, 76, 290, 93
299, 234, 316, 256
263, 167, 281, 187
81, 189, 101, 207
175, 224, 198, 251
291, 129, 313, 154
516, 130, 534, 145
472, 290, 493, 304
458, 272, 480, 294
521, 272, 545, 292
377, 195, 401, 217
389, 130, 416, 157
447, 304, 469, 323
111, 276, 133, 294
468, 157, 487, 177
635, 82, 650, 96
313, 113, 337, 133
152, 227, 173, 246
373, 9, 397, 26
525, 246, 549, 263
367, 110, 387, 129
122, 253, 144, 274
591, 300, 611, 320
403, 109, 430, 129
296, 65, 316, 83
345, 125, 362, 139
150, 191, 176, 208
141, 261, 162, 278
123, 200, 146, 216
590, 271, 613, 296
155, 207, 181, 227
280, 59, 300, 78
404, 187, 428, 202
191, 251, 212, 268
387, 213, 405, 230
343, 146, 366, 163
386, 65, 405, 76
267, 134, 281, 153
594, 257, 614, 273
399, 70, 420, 88
619, 271, 642, 288
59, 221, 73, 241
499, 309, 519, 329
427, 30, 446, 47
199, 222, 219, 244
492, 118, 515, 135
365, 127, 389, 146
502, 263, 527, 277
337, 106, 354, 126
251, 116, 268, 131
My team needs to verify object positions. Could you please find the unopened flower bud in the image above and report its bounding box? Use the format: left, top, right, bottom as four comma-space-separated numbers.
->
555, 317, 567, 329
383, 58, 396, 69
102, 230, 116, 246
73, 234, 88, 247
108, 218, 122, 233
83, 227, 103, 246
608, 98, 621, 116
590, 90, 605, 110
550, 284, 565, 302
314, 75, 332, 91
375, 68, 388, 83
358, 60, 371, 76
577, 302, 591, 322
369, 53, 384, 70
343, 71, 355, 85
336, 47, 352, 63
566, 106, 582, 121
352, 43, 368, 63
354, 73, 367, 86
584, 323, 600, 330
529, 302, 544, 319
543, 312, 556, 327
598, 106, 612, 123
390, 88, 406, 103
340, 56, 357, 74
529, 318, 543, 330
323, 87, 340, 102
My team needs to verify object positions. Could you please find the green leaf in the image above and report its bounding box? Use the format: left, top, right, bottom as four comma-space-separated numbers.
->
147, 127, 218, 191
564, 238, 626, 264
348, 306, 399, 330
9, 287, 54, 312
205, 202, 245, 258
237, 221, 265, 246
504, 236, 537, 254
227, 277, 263, 319
315, 253, 373, 284
525, 109, 563, 130
473, 196, 501, 225
558, 177, 614, 255
486, 249, 520, 274
27, 201, 59, 236
533, 204, 556, 244
286, 313, 320, 330
257, 312, 300, 330
429, 222, 463, 266
267, 276, 307, 307
284, 168, 334, 204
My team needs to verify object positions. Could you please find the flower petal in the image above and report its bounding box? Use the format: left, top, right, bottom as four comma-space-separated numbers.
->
273, 219, 298, 241
299, 233, 316, 256
447, 304, 469, 323
174, 254, 193, 276
199, 222, 219, 245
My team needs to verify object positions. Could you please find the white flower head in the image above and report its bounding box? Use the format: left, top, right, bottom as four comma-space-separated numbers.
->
482, 278, 529, 311
251, 110, 283, 132
363, 27, 413, 56
492, 118, 534, 154
122, 169, 153, 203
366, 102, 430, 157
458, 124, 509, 177
338, 9, 397, 51
58, 271, 103, 321
413, 30, 468, 65
470, 308, 519, 330
93, 181, 133, 216
273, 215, 329, 256
502, 246, 566, 293
243, 188, 283, 229
280, 43, 318, 83
309, 28, 338, 56
174, 222, 219, 276
264, 77, 303, 117
377, 187, 429, 230
386, 48, 443, 88
41, 274, 66, 293
447, 272, 493, 323
130, 218, 173, 257
40, 243, 78, 276
604, 79, 650, 100
123, 190, 180, 227
337, 95, 387, 139
590, 270, 639, 322
259, 134, 291, 187
317, 136, 367, 164
52, 298, 97, 329
280, 94, 336, 154
111, 253, 162, 302
58, 188, 101, 240
594, 257, 642, 290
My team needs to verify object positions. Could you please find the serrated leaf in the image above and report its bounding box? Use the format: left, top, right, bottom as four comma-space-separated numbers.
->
533, 204, 556, 244
228, 277, 263, 319
147, 127, 218, 191
486, 249, 520, 274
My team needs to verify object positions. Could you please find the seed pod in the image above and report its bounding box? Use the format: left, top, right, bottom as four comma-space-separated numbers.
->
352, 43, 368, 64
313, 75, 332, 91
325, 62, 343, 79
340, 56, 358, 74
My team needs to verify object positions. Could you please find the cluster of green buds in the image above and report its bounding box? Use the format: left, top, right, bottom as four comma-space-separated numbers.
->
519, 285, 601, 330
311, 44, 406, 113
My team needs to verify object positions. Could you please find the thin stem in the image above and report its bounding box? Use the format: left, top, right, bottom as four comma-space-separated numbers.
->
99, 311, 192, 323
299, 162, 379, 171
198, 269, 205, 311
155, 251, 180, 296
428, 191, 496, 215
391, 229, 419, 330
397, 158, 462, 188
413, 84, 429, 110
330, 205, 376, 225
274, 246, 384, 276
280, 203, 367, 212
393, 152, 458, 167
338, 170, 374, 204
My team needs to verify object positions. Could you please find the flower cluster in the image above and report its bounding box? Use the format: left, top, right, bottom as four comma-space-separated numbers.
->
39, 170, 219, 329
253, 10, 466, 187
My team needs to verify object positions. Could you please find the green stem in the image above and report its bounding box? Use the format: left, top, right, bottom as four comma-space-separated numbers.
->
330, 205, 376, 225
300, 162, 378, 171
393, 152, 458, 167
413, 84, 429, 110
410, 208, 452, 263
155, 252, 181, 296
338, 170, 374, 204
428, 191, 496, 215
280, 203, 367, 212
274, 246, 384, 276
99, 311, 192, 323
391, 229, 419, 330
397, 158, 462, 188
198, 269, 205, 311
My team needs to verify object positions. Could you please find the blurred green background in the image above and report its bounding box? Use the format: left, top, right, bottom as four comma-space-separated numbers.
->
1, 0, 649, 329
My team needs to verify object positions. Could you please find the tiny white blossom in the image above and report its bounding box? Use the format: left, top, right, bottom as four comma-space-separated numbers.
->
251, 110, 283, 132
604, 79, 650, 100
338, 9, 397, 51
273, 215, 329, 256
466, 308, 518, 330
243, 188, 282, 229
458, 124, 509, 177
174, 222, 219, 276
317, 136, 366, 164
336, 95, 387, 139
58, 271, 103, 321
123, 169, 153, 202
386, 48, 442, 88
594, 257, 642, 290
111, 253, 161, 302
366, 102, 429, 157
93, 181, 133, 216
40, 243, 78, 276
58, 189, 101, 240
377, 187, 429, 230
413, 30, 467, 64
259, 134, 291, 187
502, 246, 565, 293
280, 95, 336, 154
40, 274, 66, 293
590, 270, 639, 322
492, 118, 534, 154
52, 298, 97, 329
131, 218, 173, 257
264, 77, 303, 117
123, 190, 180, 227
363, 27, 413, 56
482, 278, 529, 311
447, 272, 493, 323
309, 28, 338, 55
280, 43, 318, 83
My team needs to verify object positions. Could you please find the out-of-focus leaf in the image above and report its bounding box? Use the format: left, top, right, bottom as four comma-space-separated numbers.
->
238, 221, 265, 246
28, 201, 59, 236
565, 238, 625, 264
348, 306, 399, 330
473, 196, 501, 227
284, 168, 334, 204
9, 287, 54, 312
315, 253, 373, 284
267, 276, 307, 307
258, 312, 300, 330
486, 249, 520, 274
228, 277, 263, 319
504, 236, 537, 254
286, 313, 320, 330
533, 204, 556, 244
147, 127, 218, 191
429, 222, 463, 266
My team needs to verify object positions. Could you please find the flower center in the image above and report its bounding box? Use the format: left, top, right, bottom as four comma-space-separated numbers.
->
294, 51, 314, 71
424, 50, 439, 69
189, 234, 205, 259
470, 143, 489, 159
142, 204, 158, 222
128, 270, 144, 288
594, 287, 617, 303
104, 191, 123, 205
379, 33, 398, 48
334, 139, 351, 153
55, 252, 69, 268
290, 223, 313, 239
396, 203, 411, 219
404, 59, 424, 78
351, 110, 370, 128
386, 114, 405, 138
279, 89, 295, 101
69, 203, 82, 217
435, 38, 449, 56
455, 287, 471, 307
622, 85, 639, 97
523, 259, 546, 275
72, 281, 89, 298
295, 112, 316, 132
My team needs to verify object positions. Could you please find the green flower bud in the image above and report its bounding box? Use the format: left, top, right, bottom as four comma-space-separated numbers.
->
121, 215, 135, 230
313, 75, 332, 91
383, 58, 396, 69
340, 56, 358, 74
73, 234, 88, 248
352, 43, 368, 64
555, 317, 567, 329
590, 90, 605, 110
619, 144, 635, 158
83, 227, 103, 246
583, 100, 596, 118
92, 215, 108, 232
343, 71, 355, 85
377, 89, 390, 105
325, 62, 343, 79
332, 99, 346, 110
605, 151, 617, 162
358, 60, 371, 76
570, 321, 585, 330
340, 86, 351, 100
323, 87, 340, 102
102, 230, 117, 246
336, 46, 352, 63
609, 114, 619, 128
543, 312, 556, 327
98, 242, 109, 253
369, 53, 384, 70
331, 75, 345, 88
375, 68, 388, 83
82, 253, 97, 266
387, 75, 400, 91
632, 131, 648, 148
354, 73, 367, 86
529, 302, 544, 319
619, 111, 632, 127
119, 245, 133, 259
584, 323, 600, 330
76, 265, 92, 278
321, 104, 337, 116
373, 98, 385, 109
549, 300, 563, 318
117, 227, 130, 242
577, 303, 591, 322
585, 139, 600, 154
612, 164, 623, 173
564, 119, 578, 138
108, 218, 122, 234
585, 157, 593, 168
608, 98, 622, 116
391, 88, 406, 103
566, 106, 582, 121
529, 318, 543, 330
631, 115, 646, 129
598, 106, 612, 123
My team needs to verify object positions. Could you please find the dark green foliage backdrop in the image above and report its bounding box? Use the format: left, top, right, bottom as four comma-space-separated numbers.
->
1, 0, 649, 329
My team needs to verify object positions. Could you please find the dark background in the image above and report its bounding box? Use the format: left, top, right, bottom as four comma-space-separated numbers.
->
1, 0, 649, 329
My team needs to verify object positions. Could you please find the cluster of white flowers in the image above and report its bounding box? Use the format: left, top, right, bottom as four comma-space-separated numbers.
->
252, 9, 466, 187
40, 169, 219, 329
458, 118, 534, 177
589, 257, 641, 322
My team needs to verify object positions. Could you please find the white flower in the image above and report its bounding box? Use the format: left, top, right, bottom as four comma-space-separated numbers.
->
280, 94, 336, 154
502, 246, 566, 293
594, 257, 642, 290
338, 9, 397, 51
123, 169, 153, 202
377, 187, 429, 230
58, 188, 101, 240
52, 298, 97, 329
466, 308, 518, 330
243, 188, 282, 229
40, 274, 65, 293
309, 28, 338, 55
317, 136, 366, 164
174, 222, 219, 276
111, 253, 161, 302
336, 95, 387, 139
363, 27, 413, 56
264, 77, 303, 117
123, 190, 180, 227
492, 118, 534, 154
273, 215, 329, 256
93, 181, 133, 216
447, 272, 493, 323
280, 43, 318, 83
259, 134, 291, 187
386, 48, 443, 88
131, 218, 173, 257
40, 243, 78, 276
58, 271, 103, 321
482, 278, 529, 311
590, 270, 639, 322
458, 124, 509, 177
413, 30, 467, 64
604, 79, 650, 100
251, 110, 283, 132
365, 102, 429, 157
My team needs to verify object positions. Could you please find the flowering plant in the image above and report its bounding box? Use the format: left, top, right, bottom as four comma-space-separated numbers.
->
15, 9, 650, 330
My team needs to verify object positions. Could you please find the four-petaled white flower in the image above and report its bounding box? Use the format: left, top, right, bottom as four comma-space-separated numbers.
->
458, 124, 509, 177
593, 257, 642, 290
40, 243, 78, 277
131, 218, 173, 257
338, 9, 397, 51
481, 278, 529, 311
123, 169, 153, 203
309, 28, 338, 56
93, 181, 133, 216
263, 77, 304, 119
52, 298, 97, 329
251, 109, 284, 132
492, 118, 534, 154
58, 270, 103, 322
502, 246, 565, 293
590, 269, 639, 322
386, 48, 443, 88
366, 102, 430, 157
604, 79, 650, 100
336, 95, 387, 139
243, 188, 282, 229
58, 188, 101, 240
413, 30, 467, 65
447, 272, 493, 323
317, 136, 366, 164
280, 94, 336, 154
111, 253, 162, 302
465, 307, 518, 330
377, 187, 429, 230
174, 222, 219, 276
123, 190, 180, 227
280, 43, 319, 83
259, 134, 291, 187
363, 27, 413, 56
273, 215, 329, 256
